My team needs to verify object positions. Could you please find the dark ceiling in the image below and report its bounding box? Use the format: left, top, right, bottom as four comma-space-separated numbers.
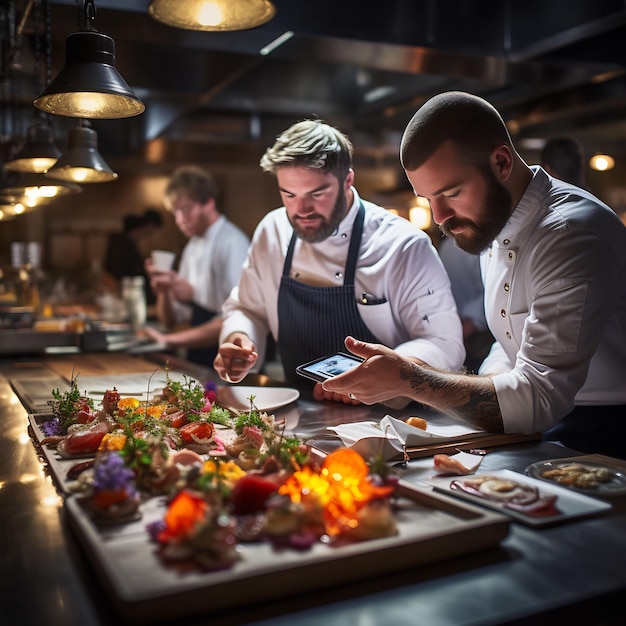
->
4, 0, 626, 173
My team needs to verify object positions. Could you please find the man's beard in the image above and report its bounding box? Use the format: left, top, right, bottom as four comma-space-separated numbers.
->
289, 189, 348, 243
441, 167, 513, 255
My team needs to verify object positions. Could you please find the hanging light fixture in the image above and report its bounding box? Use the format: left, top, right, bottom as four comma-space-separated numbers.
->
1, 172, 81, 204
46, 119, 118, 183
5, 0, 61, 173
4, 121, 61, 173
33, 0, 145, 119
148, 0, 276, 31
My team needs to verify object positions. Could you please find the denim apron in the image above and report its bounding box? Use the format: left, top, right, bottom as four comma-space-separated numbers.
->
277, 202, 381, 385
186, 304, 218, 366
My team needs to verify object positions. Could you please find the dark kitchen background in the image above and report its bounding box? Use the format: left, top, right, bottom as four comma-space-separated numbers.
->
2, 0, 626, 291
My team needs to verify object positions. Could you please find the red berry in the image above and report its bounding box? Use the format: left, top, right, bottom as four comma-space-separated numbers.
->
230, 474, 278, 515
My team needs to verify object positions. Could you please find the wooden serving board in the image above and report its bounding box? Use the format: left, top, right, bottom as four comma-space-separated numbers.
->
64, 481, 510, 623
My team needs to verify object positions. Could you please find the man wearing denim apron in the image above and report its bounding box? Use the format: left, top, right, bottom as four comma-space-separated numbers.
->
214, 120, 465, 405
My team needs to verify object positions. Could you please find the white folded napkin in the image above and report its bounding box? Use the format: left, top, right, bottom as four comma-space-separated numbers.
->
328, 415, 484, 461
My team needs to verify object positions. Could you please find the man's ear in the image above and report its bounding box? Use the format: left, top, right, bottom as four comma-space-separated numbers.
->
490, 144, 514, 182
344, 168, 355, 189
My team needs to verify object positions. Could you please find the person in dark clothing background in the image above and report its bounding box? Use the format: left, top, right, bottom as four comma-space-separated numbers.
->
103, 208, 163, 304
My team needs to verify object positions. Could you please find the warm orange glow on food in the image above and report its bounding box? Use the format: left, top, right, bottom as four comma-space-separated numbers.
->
279, 448, 394, 536
158, 490, 209, 542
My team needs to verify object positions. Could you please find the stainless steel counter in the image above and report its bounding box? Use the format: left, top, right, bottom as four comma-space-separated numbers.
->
1, 355, 624, 625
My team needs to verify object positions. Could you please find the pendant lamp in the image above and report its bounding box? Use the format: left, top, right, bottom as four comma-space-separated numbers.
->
4, 121, 61, 173
46, 120, 118, 183
148, 0, 276, 31
1, 172, 81, 202
6, 1, 61, 172
33, 1, 144, 119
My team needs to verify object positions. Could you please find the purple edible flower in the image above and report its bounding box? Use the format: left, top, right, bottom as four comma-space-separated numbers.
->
203, 380, 218, 402
93, 451, 137, 494
146, 520, 167, 541
41, 417, 62, 437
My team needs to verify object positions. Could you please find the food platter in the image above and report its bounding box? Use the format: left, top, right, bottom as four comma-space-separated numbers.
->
26, 381, 512, 624
217, 385, 300, 413
431, 469, 612, 527
525, 454, 626, 498
64, 480, 510, 623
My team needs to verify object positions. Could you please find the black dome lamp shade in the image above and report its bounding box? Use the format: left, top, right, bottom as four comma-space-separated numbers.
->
4, 122, 61, 173
33, 1, 144, 119
46, 120, 118, 183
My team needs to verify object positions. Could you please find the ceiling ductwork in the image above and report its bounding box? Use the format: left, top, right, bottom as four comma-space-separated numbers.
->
3, 0, 626, 171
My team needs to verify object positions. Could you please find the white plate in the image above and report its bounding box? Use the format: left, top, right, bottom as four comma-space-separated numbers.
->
526, 457, 626, 497
431, 469, 612, 527
217, 386, 300, 413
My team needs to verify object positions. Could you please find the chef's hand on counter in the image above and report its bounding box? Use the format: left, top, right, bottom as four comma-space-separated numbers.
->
322, 336, 414, 409
214, 332, 259, 383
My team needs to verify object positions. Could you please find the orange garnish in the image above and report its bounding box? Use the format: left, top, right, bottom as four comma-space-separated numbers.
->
98, 432, 127, 451
158, 490, 209, 542
279, 448, 394, 537
146, 403, 167, 418
117, 397, 141, 411
93, 488, 130, 509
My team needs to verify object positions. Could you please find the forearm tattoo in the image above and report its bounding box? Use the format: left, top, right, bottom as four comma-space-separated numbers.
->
400, 362, 504, 433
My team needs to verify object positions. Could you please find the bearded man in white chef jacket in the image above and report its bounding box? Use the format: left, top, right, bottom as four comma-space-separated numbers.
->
322, 91, 626, 459
214, 119, 465, 405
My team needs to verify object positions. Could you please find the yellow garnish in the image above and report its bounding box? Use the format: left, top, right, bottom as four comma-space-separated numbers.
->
117, 397, 141, 411
201, 459, 246, 486
146, 404, 167, 418
98, 432, 127, 451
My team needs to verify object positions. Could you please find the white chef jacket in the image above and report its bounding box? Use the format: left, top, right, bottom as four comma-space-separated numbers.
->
174, 215, 250, 323
220, 188, 465, 369
479, 166, 626, 434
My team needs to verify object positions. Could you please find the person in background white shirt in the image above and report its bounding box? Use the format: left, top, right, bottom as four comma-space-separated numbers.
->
323, 91, 626, 459
144, 165, 250, 366
214, 119, 465, 405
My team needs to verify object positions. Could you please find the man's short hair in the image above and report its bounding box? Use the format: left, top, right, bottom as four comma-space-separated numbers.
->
165, 165, 218, 206
401, 91, 514, 171
260, 119, 353, 181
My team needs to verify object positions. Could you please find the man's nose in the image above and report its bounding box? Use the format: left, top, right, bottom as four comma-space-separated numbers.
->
295, 197, 314, 214
429, 197, 454, 225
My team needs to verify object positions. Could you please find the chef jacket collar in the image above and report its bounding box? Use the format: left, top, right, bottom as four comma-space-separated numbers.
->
494, 166, 548, 248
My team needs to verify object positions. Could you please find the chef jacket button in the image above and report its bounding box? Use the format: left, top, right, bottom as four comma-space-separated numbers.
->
294, 272, 300, 278
341, 233, 348, 239
506, 331, 511, 339
336, 272, 343, 278
504, 283, 510, 291
508, 252, 514, 261
501, 309, 506, 317
503, 238, 510, 245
